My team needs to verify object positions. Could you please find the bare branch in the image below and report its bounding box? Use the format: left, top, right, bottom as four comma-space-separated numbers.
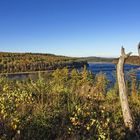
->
121, 46, 132, 58
125, 52, 132, 58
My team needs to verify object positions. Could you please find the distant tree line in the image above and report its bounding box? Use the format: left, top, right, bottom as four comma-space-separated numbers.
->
0, 52, 88, 73
113, 56, 140, 65
78, 57, 114, 62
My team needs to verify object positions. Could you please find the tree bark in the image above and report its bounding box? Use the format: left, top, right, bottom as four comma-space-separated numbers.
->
117, 47, 134, 131
138, 42, 140, 57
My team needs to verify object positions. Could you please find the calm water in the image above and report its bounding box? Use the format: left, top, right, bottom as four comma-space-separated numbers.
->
5, 63, 140, 84
88, 63, 140, 84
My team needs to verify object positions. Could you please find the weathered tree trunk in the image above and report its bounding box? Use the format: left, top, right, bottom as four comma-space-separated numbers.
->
138, 42, 140, 57
117, 47, 134, 131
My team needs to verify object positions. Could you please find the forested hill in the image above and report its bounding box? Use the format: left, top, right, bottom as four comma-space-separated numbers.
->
0, 52, 87, 73
113, 56, 140, 65
77, 56, 114, 63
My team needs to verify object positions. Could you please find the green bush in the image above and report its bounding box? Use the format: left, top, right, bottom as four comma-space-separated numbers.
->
0, 68, 140, 139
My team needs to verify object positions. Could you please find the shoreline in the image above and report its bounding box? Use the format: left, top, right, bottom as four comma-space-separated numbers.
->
88, 61, 113, 64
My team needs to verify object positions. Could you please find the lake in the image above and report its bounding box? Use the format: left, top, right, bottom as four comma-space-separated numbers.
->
3, 63, 140, 84
88, 63, 140, 85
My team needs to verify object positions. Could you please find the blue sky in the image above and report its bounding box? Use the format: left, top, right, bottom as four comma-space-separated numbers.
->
0, 0, 140, 57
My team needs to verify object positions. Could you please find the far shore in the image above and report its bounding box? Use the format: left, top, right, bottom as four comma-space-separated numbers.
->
88, 61, 114, 64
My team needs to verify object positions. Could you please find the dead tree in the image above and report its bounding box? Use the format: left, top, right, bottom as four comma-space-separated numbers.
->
117, 47, 134, 131
138, 42, 140, 57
